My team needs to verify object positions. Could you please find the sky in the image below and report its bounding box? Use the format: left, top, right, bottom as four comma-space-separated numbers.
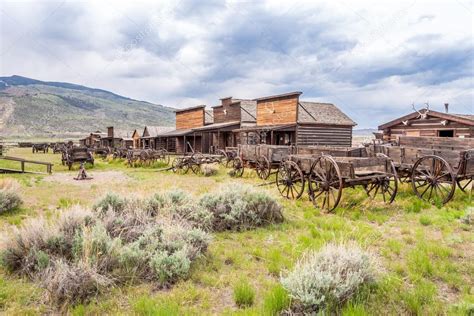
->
0, 0, 472, 128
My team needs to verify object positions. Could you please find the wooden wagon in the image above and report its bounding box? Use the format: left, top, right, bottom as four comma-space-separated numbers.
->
32, 143, 49, 153
127, 148, 170, 167
171, 152, 223, 175
64, 147, 94, 170
216, 147, 238, 167
232, 144, 295, 179
275, 147, 397, 212
371, 136, 474, 204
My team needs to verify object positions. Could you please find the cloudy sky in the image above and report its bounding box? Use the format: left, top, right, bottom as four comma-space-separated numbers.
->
0, 0, 472, 128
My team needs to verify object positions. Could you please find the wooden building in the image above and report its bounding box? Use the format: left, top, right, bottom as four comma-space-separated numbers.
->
79, 131, 106, 147
191, 97, 257, 153
236, 92, 356, 146
378, 108, 474, 141
140, 126, 175, 150
100, 127, 123, 148
160, 106, 208, 153
131, 130, 140, 148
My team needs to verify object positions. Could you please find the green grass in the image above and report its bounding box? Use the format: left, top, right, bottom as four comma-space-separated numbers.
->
233, 279, 256, 308
0, 148, 472, 314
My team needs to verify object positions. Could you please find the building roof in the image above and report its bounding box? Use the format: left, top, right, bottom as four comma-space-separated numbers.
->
143, 126, 175, 138
254, 91, 302, 102
174, 105, 206, 113
378, 109, 474, 129
158, 129, 193, 137
298, 101, 357, 126
192, 121, 240, 131
205, 110, 214, 124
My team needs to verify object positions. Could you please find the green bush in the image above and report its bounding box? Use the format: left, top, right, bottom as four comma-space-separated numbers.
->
281, 243, 379, 313
0, 190, 22, 214
150, 249, 191, 285
93, 193, 126, 215
198, 183, 283, 231
233, 279, 256, 308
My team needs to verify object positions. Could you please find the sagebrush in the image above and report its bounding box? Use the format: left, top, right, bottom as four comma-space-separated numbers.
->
281, 243, 379, 312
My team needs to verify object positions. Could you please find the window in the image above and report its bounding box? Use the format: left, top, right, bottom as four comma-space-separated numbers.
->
438, 130, 454, 137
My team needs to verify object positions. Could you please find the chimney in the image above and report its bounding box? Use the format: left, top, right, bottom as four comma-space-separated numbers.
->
107, 126, 114, 138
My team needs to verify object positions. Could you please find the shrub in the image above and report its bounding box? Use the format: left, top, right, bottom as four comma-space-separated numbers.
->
0, 218, 52, 276
461, 207, 473, 225
150, 249, 191, 285
233, 279, 255, 308
281, 243, 378, 312
0, 190, 22, 214
263, 284, 290, 315
201, 163, 219, 177
198, 183, 283, 231
41, 259, 112, 306
93, 193, 126, 215
419, 215, 432, 226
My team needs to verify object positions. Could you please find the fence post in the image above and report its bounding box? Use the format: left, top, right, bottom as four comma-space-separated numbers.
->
21, 161, 25, 173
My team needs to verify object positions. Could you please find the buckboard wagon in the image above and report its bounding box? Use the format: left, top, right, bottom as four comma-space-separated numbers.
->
64, 147, 94, 170
277, 152, 398, 212
127, 149, 169, 167
232, 144, 295, 179
370, 136, 474, 204
171, 152, 224, 175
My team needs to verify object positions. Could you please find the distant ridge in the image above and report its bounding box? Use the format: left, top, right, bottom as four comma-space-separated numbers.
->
0, 75, 175, 138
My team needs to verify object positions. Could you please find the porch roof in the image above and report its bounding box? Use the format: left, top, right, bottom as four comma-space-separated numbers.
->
233, 123, 296, 132
191, 121, 240, 132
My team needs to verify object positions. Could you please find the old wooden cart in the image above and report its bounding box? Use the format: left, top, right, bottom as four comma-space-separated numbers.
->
276, 146, 398, 212
370, 136, 474, 204
216, 147, 239, 167
64, 147, 94, 170
127, 148, 170, 167
232, 144, 295, 179
171, 152, 223, 175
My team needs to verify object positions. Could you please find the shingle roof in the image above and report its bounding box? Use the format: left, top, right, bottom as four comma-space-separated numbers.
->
143, 126, 175, 137
451, 113, 474, 121
298, 102, 357, 126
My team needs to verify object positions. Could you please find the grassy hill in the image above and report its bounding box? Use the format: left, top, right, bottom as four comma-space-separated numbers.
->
0, 75, 175, 138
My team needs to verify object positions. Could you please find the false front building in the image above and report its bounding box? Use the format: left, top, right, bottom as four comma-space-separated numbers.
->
235, 92, 356, 146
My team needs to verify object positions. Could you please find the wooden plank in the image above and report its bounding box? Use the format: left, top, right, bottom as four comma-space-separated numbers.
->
257, 95, 298, 126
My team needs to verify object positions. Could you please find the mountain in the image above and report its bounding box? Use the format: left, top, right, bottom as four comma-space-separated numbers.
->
0, 75, 175, 138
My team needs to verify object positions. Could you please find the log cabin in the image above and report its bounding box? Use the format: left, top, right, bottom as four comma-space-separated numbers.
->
100, 127, 123, 148
190, 97, 257, 153
235, 92, 356, 146
378, 107, 474, 142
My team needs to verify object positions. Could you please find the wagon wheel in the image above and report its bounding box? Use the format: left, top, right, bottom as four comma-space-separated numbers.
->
411, 155, 456, 205
457, 177, 473, 193
191, 152, 203, 160
232, 157, 244, 177
217, 149, 227, 164
172, 158, 189, 174
256, 156, 271, 180
190, 158, 202, 175
276, 161, 305, 199
308, 156, 343, 213
365, 158, 398, 204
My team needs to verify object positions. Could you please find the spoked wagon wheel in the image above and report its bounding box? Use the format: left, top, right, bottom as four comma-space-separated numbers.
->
217, 149, 227, 165
159, 149, 170, 165
457, 177, 473, 193
232, 157, 244, 177
365, 158, 398, 204
411, 155, 456, 205
308, 156, 343, 213
276, 161, 305, 199
172, 158, 189, 174
190, 159, 202, 175
256, 156, 271, 180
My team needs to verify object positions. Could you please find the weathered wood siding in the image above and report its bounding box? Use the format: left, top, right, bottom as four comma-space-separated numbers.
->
296, 124, 352, 147
176, 108, 205, 129
257, 95, 298, 126
398, 136, 474, 149
213, 105, 241, 123
383, 117, 473, 141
